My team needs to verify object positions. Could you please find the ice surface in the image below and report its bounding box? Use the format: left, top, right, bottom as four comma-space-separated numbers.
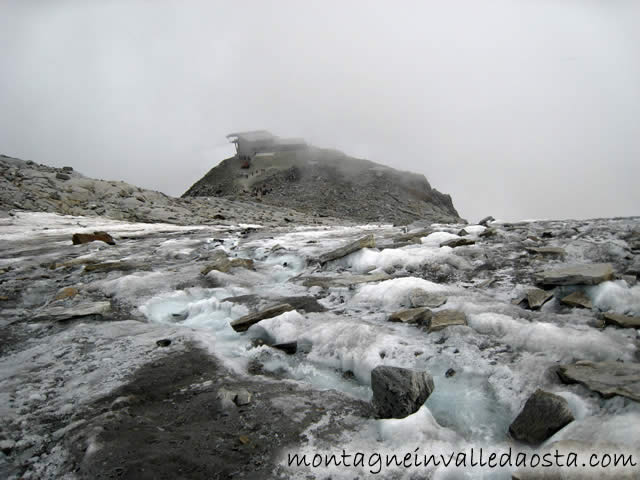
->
352, 277, 452, 309
586, 281, 640, 316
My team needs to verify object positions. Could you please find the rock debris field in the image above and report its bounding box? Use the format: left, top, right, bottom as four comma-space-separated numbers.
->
1, 155, 640, 479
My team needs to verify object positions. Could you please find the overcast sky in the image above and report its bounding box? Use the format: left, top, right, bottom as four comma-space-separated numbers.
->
1, 0, 639, 222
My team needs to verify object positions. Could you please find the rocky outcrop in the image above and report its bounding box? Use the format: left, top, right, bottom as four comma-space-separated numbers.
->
0, 154, 339, 227
557, 361, 640, 402
182, 146, 461, 225
370, 366, 434, 419
535, 263, 614, 286
508, 389, 574, 445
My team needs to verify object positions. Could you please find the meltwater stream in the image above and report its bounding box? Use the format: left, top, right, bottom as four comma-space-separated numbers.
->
138, 224, 640, 479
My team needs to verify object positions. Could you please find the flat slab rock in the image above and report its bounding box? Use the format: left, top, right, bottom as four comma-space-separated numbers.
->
559, 290, 593, 309
440, 237, 475, 248
230, 303, 295, 332
535, 263, 614, 286
602, 312, 640, 329
525, 246, 566, 255
428, 309, 467, 332
31, 301, 112, 322
318, 234, 375, 264
370, 365, 434, 419
388, 307, 432, 325
557, 361, 640, 402
516, 288, 553, 310
509, 389, 574, 445
300, 272, 390, 289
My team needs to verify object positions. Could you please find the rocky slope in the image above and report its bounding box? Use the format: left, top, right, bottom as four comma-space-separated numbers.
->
183, 146, 461, 225
0, 154, 343, 227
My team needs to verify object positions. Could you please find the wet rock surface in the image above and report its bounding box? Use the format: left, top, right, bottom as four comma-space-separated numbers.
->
370, 365, 435, 419
509, 389, 574, 445
557, 361, 640, 402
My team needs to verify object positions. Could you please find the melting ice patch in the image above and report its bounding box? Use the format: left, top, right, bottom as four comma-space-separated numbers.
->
586, 281, 640, 316
352, 277, 452, 309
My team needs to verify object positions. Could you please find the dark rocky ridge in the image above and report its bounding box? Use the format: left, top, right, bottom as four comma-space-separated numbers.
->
183, 146, 461, 225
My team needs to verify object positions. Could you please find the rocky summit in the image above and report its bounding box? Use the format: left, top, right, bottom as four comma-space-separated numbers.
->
1, 153, 640, 480
183, 138, 461, 225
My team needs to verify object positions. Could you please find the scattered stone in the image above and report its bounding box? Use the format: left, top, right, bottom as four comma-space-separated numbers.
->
317, 234, 375, 264
557, 361, 640, 402
388, 307, 432, 325
535, 263, 614, 286
54, 286, 79, 301
428, 310, 468, 332
602, 312, 640, 329
478, 228, 497, 238
156, 339, 172, 347
300, 272, 390, 289
525, 288, 554, 310
84, 261, 148, 273
201, 251, 254, 274
72, 231, 116, 245
559, 291, 592, 309
508, 389, 574, 445
407, 288, 447, 308
56, 172, 71, 181
370, 365, 435, 419
230, 303, 295, 332
217, 388, 252, 408
276, 296, 327, 313
440, 237, 475, 248
478, 216, 495, 226
621, 274, 637, 286
445, 368, 456, 378
31, 301, 112, 322
272, 341, 297, 355
525, 246, 566, 256
457, 229, 468, 236
62, 166, 73, 172
626, 257, 640, 276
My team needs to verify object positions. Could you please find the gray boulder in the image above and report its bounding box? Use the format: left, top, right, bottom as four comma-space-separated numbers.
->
370, 366, 434, 419
509, 389, 574, 445
535, 263, 614, 286
557, 361, 640, 402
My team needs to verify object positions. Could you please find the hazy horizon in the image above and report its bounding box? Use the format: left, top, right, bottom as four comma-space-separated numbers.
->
1, 0, 639, 222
